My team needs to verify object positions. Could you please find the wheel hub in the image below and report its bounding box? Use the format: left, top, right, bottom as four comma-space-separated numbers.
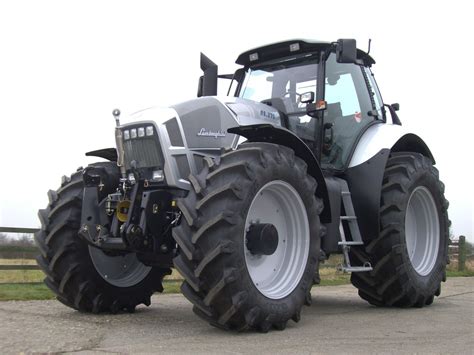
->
246, 223, 279, 256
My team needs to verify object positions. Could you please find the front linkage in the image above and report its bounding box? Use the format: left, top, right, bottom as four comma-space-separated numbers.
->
78, 165, 183, 268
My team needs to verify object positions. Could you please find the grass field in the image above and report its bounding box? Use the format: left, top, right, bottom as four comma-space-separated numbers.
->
0, 280, 184, 301
0, 258, 472, 301
0, 283, 55, 301
0, 258, 37, 265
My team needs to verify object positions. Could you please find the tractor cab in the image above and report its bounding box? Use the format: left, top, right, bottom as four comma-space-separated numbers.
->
233, 39, 384, 171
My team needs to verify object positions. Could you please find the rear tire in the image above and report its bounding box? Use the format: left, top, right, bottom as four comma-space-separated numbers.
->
350, 152, 449, 307
173, 143, 323, 331
34, 162, 170, 313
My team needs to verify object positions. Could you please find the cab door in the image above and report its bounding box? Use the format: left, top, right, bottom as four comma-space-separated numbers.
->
321, 54, 378, 170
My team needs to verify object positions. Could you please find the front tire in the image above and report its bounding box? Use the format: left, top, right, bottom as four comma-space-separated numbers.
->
351, 152, 449, 307
173, 143, 323, 331
34, 162, 171, 313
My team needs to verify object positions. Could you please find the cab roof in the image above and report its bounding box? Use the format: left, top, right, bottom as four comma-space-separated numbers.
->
236, 39, 375, 68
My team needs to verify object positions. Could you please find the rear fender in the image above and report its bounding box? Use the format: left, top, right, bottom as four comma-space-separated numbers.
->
349, 123, 435, 167
228, 124, 331, 223
346, 124, 436, 244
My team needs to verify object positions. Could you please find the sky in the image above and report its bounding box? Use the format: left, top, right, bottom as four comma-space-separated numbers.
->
0, 0, 472, 241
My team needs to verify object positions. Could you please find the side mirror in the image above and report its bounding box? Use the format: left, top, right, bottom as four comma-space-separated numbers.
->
384, 103, 402, 125
300, 91, 315, 104
306, 100, 328, 117
336, 39, 357, 64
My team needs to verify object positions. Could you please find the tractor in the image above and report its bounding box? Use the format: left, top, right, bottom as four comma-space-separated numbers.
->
35, 39, 449, 332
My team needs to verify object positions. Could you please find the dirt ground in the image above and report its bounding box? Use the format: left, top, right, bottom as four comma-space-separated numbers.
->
0, 277, 473, 354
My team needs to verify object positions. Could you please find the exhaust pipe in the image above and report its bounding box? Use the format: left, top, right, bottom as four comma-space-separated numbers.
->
198, 53, 218, 97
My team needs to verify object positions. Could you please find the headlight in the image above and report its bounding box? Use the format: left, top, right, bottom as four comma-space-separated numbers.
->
152, 169, 164, 182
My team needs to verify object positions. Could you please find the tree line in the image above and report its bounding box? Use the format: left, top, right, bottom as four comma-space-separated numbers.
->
0, 233, 35, 247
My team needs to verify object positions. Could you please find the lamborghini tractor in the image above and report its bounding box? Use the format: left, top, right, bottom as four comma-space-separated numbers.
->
35, 39, 449, 332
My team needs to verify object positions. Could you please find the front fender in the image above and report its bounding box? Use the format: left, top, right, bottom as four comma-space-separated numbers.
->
85, 148, 118, 162
228, 124, 331, 223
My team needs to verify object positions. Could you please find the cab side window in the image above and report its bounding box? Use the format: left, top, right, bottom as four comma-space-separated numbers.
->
326, 73, 361, 116
321, 54, 375, 170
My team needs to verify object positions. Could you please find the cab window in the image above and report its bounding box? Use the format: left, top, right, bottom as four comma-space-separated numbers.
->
239, 57, 319, 148
321, 54, 375, 170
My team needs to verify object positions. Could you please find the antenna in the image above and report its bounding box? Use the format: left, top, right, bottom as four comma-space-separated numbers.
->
367, 38, 372, 55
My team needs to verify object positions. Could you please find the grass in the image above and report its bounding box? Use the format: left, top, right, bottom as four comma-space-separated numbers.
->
0, 258, 37, 265
0, 270, 44, 283
318, 266, 351, 286
163, 280, 182, 294
0, 258, 44, 284
0, 281, 185, 302
0, 265, 351, 302
0, 283, 55, 301
446, 270, 474, 277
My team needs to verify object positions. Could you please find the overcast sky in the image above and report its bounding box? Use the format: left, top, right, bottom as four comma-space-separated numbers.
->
0, 0, 472, 241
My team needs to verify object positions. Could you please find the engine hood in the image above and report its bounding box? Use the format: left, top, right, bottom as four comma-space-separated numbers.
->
118, 96, 282, 190
169, 96, 282, 150
171, 96, 282, 128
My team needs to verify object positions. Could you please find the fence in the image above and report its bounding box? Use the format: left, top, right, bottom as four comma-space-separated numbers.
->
0, 226, 471, 276
0, 227, 40, 277
449, 236, 470, 271
0, 226, 181, 283
0, 227, 40, 234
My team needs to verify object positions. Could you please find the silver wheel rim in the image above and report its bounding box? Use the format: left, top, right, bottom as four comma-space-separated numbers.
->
244, 180, 310, 299
405, 186, 440, 276
89, 246, 151, 287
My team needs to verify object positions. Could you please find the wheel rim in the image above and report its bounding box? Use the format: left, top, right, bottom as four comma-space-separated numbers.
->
405, 186, 440, 276
89, 246, 151, 287
244, 180, 310, 299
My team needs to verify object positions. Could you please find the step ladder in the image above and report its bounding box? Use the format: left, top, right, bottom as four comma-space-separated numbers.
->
337, 181, 372, 273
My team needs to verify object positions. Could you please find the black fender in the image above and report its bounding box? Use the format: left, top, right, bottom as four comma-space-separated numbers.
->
228, 124, 331, 223
391, 133, 435, 164
343, 149, 390, 249
85, 148, 118, 162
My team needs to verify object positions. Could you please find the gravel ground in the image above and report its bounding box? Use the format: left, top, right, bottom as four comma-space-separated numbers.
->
0, 277, 473, 354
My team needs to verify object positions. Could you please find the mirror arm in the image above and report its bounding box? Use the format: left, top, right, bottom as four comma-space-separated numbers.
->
384, 104, 402, 125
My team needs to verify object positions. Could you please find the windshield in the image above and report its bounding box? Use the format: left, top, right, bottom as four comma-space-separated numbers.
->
239, 56, 318, 116
239, 56, 319, 148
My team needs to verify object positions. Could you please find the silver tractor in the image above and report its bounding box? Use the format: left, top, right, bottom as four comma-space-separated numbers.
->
35, 39, 449, 332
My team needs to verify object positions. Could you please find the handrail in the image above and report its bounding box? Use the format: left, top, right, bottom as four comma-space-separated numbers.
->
0, 227, 40, 234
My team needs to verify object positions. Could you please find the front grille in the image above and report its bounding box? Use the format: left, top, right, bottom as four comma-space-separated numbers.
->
122, 128, 163, 170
